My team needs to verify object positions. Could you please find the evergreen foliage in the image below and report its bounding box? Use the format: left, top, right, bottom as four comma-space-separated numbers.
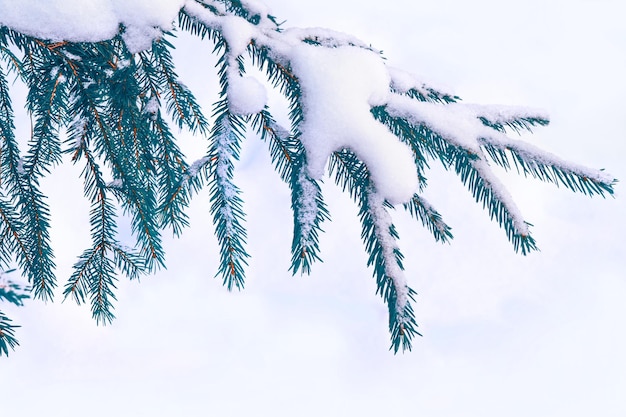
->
0, 270, 28, 355
0, 0, 616, 356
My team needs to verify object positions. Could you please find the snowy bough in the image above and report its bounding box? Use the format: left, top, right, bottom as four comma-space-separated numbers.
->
0, 0, 615, 355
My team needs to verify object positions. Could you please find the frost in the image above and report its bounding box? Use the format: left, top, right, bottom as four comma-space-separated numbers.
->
187, 156, 210, 179
220, 205, 234, 235
295, 170, 319, 247
215, 126, 237, 200
70, 116, 89, 147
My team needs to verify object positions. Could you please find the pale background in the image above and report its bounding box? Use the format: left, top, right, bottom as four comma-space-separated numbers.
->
1, 0, 625, 415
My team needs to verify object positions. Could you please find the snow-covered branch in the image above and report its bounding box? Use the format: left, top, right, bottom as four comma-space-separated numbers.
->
0, 0, 615, 355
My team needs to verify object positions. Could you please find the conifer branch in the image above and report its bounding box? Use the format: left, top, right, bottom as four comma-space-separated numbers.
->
0, 271, 29, 306
150, 38, 211, 135
251, 110, 295, 181
403, 194, 453, 243
0, 0, 616, 356
288, 152, 329, 275
330, 150, 420, 352
205, 36, 251, 290
480, 136, 615, 197
209, 112, 249, 290
0, 309, 20, 356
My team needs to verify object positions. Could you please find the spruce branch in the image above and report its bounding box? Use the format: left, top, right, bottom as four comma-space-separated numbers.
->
0, 270, 28, 357
205, 35, 251, 290
288, 152, 329, 275
148, 37, 211, 135
479, 135, 615, 197
403, 194, 453, 244
0, 0, 616, 356
208, 111, 249, 290
330, 150, 421, 352
0, 309, 20, 356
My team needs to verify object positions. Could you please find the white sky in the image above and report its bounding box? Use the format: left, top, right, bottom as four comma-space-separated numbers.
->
1, 0, 625, 415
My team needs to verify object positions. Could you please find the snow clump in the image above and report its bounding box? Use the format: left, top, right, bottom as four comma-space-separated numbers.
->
0, 0, 185, 52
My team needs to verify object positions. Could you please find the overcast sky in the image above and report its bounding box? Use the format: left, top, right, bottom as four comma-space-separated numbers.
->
1, 0, 625, 415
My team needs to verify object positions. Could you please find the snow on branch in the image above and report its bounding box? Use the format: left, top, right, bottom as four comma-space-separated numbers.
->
388, 66, 459, 104
328, 150, 421, 351
478, 134, 614, 196
385, 95, 614, 197
208, 112, 250, 291
0, 0, 616, 355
